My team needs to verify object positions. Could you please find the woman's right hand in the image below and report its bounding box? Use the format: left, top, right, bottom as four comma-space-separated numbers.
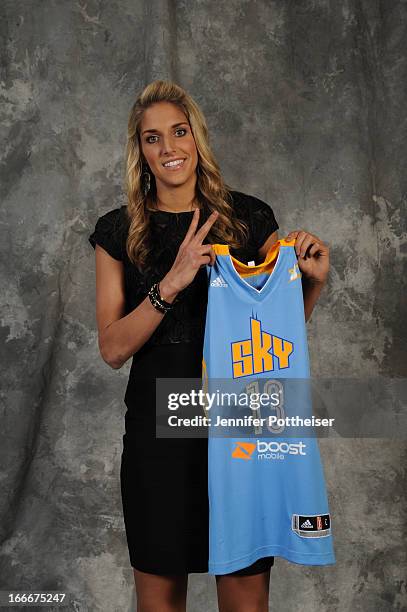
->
159, 208, 219, 301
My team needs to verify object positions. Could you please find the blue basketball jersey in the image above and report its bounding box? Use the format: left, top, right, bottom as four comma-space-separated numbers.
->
202, 239, 336, 575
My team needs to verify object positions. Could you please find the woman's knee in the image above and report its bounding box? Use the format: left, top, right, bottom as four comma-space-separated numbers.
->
133, 568, 188, 612
215, 572, 270, 612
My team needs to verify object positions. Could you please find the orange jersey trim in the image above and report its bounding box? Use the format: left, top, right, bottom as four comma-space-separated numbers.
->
211, 239, 296, 278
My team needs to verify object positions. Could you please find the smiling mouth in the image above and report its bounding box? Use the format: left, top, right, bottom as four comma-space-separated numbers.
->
162, 159, 186, 170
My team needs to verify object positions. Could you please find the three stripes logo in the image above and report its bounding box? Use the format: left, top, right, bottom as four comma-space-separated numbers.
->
210, 275, 228, 287
301, 519, 313, 529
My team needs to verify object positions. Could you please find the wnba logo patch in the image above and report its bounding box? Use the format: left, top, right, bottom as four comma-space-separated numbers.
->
288, 262, 301, 282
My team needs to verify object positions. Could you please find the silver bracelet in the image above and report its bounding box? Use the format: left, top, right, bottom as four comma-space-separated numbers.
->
148, 282, 174, 314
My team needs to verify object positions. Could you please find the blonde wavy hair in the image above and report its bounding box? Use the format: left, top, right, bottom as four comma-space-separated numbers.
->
125, 79, 249, 269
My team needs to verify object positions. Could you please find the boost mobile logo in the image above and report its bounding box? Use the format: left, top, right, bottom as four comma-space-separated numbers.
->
231, 442, 256, 460
232, 440, 307, 461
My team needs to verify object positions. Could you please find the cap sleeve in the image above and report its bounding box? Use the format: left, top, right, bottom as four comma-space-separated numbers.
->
88, 208, 125, 261
247, 194, 279, 249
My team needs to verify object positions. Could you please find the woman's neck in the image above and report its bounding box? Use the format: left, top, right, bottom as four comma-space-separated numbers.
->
153, 196, 199, 213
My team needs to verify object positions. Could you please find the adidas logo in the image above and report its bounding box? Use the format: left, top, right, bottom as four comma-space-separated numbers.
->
210, 275, 228, 287
301, 519, 313, 529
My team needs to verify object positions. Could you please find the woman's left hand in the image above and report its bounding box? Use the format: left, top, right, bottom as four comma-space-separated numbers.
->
284, 230, 329, 284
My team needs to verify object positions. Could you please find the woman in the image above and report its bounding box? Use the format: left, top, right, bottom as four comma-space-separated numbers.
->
89, 80, 329, 612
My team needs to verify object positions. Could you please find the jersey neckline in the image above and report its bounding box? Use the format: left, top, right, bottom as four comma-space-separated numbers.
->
212, 238, 296, 299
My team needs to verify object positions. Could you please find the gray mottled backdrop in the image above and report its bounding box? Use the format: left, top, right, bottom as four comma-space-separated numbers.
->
1, 1, 406, 611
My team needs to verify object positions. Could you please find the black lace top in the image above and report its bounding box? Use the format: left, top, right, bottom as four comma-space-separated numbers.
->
88, 190, 279, 347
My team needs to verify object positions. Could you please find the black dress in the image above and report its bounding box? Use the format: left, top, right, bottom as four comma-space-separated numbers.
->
88, 190, 279, 575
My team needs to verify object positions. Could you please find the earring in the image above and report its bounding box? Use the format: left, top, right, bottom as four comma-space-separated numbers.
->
142, 168, 151, 196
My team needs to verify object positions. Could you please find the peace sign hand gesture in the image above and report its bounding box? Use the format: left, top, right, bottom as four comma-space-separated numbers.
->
159, 209, 219, 300
285, 230, 330, 284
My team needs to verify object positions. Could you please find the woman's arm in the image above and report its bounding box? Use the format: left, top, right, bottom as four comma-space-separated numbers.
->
94, 245, 172, 369
94, 209, 218, 369
301, 276, 327, 323
258, 229, 329, 323
284, 229, 330, 323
